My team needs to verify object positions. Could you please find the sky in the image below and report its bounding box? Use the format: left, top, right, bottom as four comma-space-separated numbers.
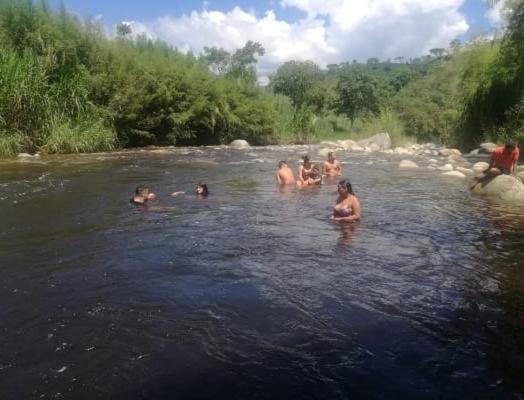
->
50, 0, 505, 76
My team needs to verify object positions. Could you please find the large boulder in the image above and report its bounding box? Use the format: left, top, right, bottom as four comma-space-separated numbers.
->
229, 139, 250, 148
480, 142, 497, 154
438, 148, 462, 157
456, 167, 474, 176
472, 161, 489, 175
472, 175, 524, 203
357, 133, 391, 151
438, 163, 454, 171
399, 160, 418, 169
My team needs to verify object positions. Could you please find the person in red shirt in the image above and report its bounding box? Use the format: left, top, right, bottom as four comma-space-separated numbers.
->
470, 141, 520, 190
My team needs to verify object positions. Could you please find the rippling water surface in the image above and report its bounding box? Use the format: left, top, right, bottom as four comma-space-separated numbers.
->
1, 146, 524, 399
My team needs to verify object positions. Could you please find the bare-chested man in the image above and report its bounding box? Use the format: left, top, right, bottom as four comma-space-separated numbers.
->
276, 161, 295, 185
323, 152, 342, 176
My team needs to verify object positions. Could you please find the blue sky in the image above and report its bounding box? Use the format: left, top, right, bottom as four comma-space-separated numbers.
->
52, 0, 492, 32
49, 0, 500, 74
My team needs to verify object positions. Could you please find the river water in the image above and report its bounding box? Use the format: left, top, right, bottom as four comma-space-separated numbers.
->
1, 145, 524, 399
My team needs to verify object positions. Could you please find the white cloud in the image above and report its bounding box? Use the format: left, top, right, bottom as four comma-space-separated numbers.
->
485, 0, 509, 28
124, 0, 470, 75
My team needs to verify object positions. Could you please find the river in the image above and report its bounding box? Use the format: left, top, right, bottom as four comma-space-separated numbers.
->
1, 145, 524, 399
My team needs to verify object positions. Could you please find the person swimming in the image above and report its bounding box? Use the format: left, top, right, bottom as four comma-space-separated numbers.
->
130, 185, 156, 205
196, 182, 209, 198
332, 179, 361, 221
171, 182, 209, 198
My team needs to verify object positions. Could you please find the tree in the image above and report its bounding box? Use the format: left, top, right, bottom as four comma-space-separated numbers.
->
229, 40, 264, 83
429, 48, 446, 58
335, 69, 382, 124
116, 22, 131, 38
271, 60, 323, 110
201, 46, 231, 75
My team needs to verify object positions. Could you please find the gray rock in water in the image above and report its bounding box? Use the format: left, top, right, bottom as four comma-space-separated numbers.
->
440, 171, 466, 179
472, 175, 524, 203
229, 139, 250, 148
399, 160, 418, 169
479, 142, 497, 154
438, 148, 462, 157
357, 133, 391, 151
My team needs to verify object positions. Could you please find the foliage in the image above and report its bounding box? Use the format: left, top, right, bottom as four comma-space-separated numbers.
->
335, 69, 384, 124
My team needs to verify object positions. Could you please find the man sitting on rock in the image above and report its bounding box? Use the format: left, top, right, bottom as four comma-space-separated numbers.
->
469, 141, 520, 190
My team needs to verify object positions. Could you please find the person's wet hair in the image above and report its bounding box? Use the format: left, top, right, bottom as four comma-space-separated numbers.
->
197, 182, 209, 197
328, 152, 334, 158
278, 161, 287, 168
135, 185, 149, 196
505, 141, 516, 150
302, 155, 311, 167
338, 179, 354, 195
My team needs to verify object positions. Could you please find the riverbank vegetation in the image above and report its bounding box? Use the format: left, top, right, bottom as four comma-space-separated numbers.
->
0, 0, 523, 156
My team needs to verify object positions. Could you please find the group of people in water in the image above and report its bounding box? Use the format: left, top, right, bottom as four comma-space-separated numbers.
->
130, 151, 360, 222
276, 151, 360, 221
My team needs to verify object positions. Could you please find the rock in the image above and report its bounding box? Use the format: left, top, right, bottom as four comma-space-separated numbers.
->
456, 167, 474, 176
472, 175, 524, 203
480, 142, 497, 154
517, 172, 524, 184
336, 139, 356, 150
349, 144, 364, 152
357, 132, 391, 151
448, 154, 465, 163
399, 160, 418, 169
17, 153, 33, 158
440, 171, 466, 179
370, 143, 381, 152
229, 139, 250, 148
438, 148, 462, 157
517, 165, 524, 173
437, 164, 454, 171
469, 149, 480, 155
428, 158, 438, 164
318, 148, 335, 157
472, 161, 490, 174
427, 165, 437, 170
394, 147, 412, 155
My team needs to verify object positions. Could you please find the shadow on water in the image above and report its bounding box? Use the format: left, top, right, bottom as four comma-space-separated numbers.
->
1, 148, 524, 399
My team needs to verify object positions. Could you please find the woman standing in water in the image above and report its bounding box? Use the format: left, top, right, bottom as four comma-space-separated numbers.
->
332, 179, 361, 221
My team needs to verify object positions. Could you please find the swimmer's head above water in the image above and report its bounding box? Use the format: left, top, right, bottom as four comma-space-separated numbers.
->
132, 185, 156, 204
302, 155, 311, 169
196, 182, 209, 197
337, 179, 354, 196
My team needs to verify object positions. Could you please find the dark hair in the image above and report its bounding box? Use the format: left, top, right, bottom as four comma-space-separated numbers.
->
278, 161, 287, 168
135, 185, 149, 196
302, 155, 311, 168
505, 141, 516, 150
338, 179, 354, 195
327, 151, 334, 158
197, 182, 209, 197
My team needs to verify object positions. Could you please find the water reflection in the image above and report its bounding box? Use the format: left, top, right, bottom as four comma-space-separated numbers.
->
335, 221, 360, 247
